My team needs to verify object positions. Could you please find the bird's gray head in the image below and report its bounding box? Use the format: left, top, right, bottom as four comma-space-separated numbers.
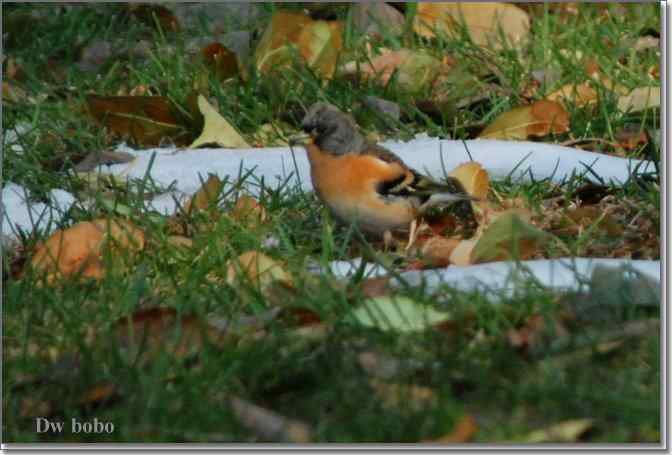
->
300, 102, 366, 155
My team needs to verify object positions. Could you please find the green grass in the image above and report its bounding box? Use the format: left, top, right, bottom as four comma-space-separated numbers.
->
2, 2, 660, 443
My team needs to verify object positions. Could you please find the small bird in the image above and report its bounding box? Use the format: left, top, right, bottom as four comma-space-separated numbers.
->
297, 102, 474, 245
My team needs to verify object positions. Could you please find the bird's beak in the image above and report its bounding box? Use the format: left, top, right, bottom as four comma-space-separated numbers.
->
289, 132, 312, 146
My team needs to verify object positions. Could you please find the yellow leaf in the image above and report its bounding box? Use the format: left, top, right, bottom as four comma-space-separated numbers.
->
479, 100, 570, 140
226, 251, 293, 291
254, 11, 342, 79
189, 95, 249, 149
448, 162, 490, 199
414, 2, 530, 49
523, 418, 593, 443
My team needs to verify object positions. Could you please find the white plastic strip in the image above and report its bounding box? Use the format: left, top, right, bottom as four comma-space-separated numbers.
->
328, 257, 660, 300
106, 137, 655, 214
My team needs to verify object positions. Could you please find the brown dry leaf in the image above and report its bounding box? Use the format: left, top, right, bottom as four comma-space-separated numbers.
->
230, 195, 268, 228
341, 48, 445, 92
78, 382, 117, 407
254, 11, 342, 79
202, 42, 240, 81
546, 82, 598, 108
523, 418, 593, 443
30, 219, 145, 283
114, 306, 227, 363
414, 3, 530, 49
617, 86, 660, 113
615, 127, 648, 151
369, 379, 435, 412
448, 162, 490, 200
554, 206, 624, 238
229, 396, 312, 443
360, 277, 392, 299
2, 81, 27, 104
479, 100, 570, 140
87, 95, 187, 147
19, 397, 52, 419
189, 95, 250, 148
126, 4, 179, 32
427, 414, 478, 443
184, 173, 224, 215
226, 251, 293, 291
421, 236, 461, 268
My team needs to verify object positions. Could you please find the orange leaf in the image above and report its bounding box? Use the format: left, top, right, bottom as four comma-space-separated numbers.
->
30, 219, 144, 283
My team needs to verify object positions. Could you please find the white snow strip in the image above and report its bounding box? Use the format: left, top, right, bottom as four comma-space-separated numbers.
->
1, 183, 76, 244
106, 138, 655, 214
325, 257, 659, 301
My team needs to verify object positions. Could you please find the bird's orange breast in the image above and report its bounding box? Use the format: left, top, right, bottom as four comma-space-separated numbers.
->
306, 145, 416, 233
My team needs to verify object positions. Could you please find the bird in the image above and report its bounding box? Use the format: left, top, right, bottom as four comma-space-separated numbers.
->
296, 102, 475, 246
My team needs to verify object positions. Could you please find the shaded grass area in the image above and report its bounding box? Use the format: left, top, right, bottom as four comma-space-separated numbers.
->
2, 3, 661, 443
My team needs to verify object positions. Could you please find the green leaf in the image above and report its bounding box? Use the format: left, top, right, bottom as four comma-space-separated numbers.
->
347, 296, 450, 333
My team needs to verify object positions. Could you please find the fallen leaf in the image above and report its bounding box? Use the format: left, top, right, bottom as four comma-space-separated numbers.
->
166, 235, 193, 249
230, 195, 268, 228
449, 239, 478, 266
428, 414, 478, 443
126, 4, 179, 32
523, 418, 593, 443
471, 210, 550, 263
553, 206, 623, 238
347, 296, 451, 333
19, 397, 52, 419
448, 162, 490, 200
254, 11, 342, 79
633, 35, 659, 52
369, 379, 435, 412
546, 82, 598, 108
229, 396, 312, 443
414, 2, 530, 49
617, 86, 660, 113
226, 251, 293, 291
2, 81, 27, 104
30, 219, 145, 283
87, 95, 187, 147
341, 48, 444, 92
183, 173, 224, 215
360, 277, 392, 299
615, 126, 649, 151
202, 42, 240, 81
479, 100, 570, 140
77, 39, 113, 72
420, 236, 461, 268
78, 382, 117, 408
351, 2, 405, 39
114, 306, 227, 364
189, 95, 250, 148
